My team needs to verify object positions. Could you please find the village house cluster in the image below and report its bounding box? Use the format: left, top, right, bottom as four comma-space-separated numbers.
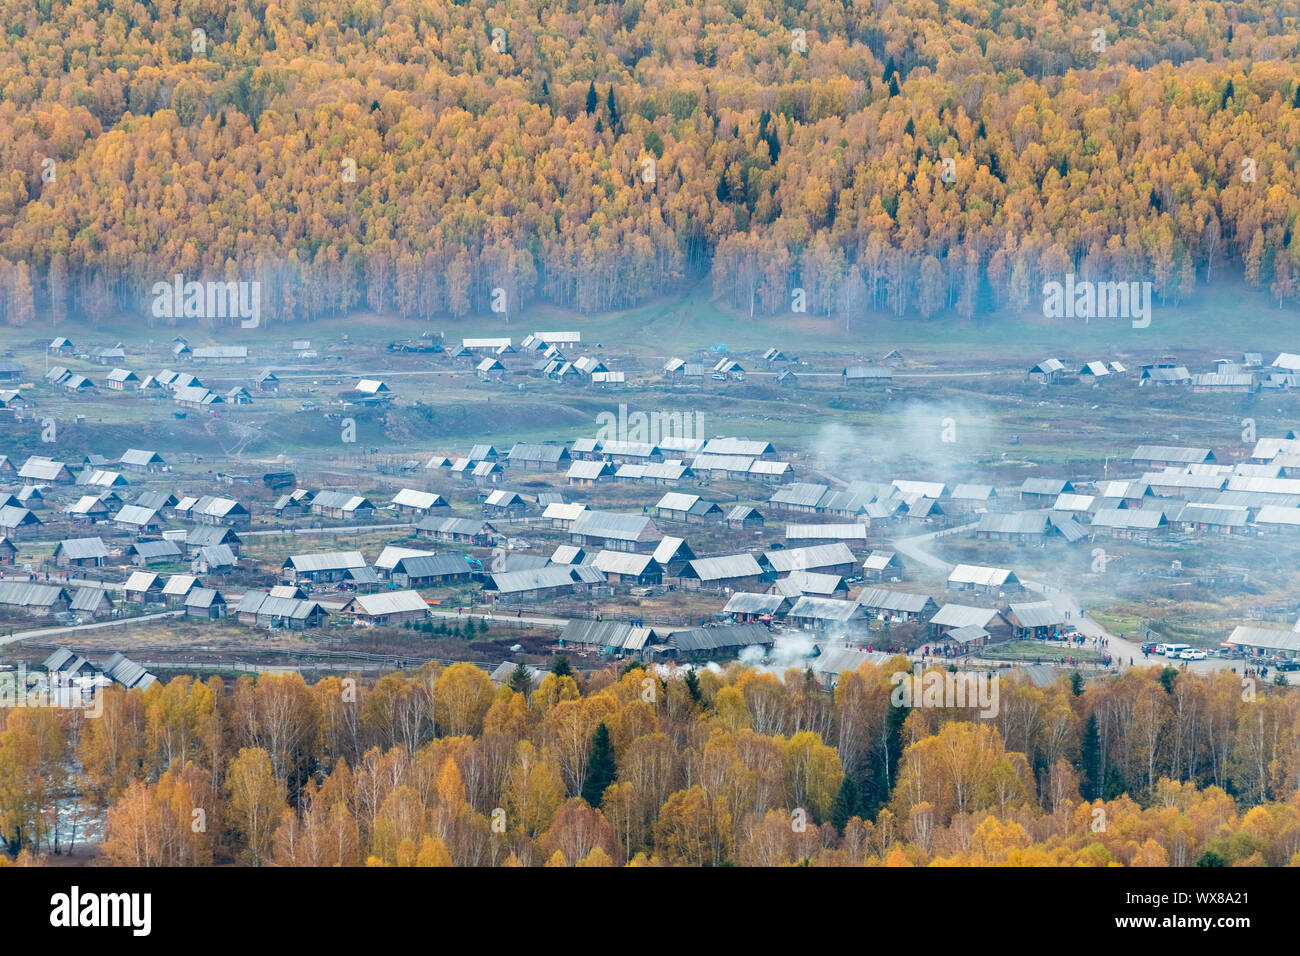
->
7, 331, 1300, 687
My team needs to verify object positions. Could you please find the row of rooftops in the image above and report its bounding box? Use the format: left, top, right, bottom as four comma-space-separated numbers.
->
431, 436, 780, 462
6, 451, 166, 483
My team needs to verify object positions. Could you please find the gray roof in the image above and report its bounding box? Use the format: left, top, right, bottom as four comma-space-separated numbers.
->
161, 574, 199, 596
237, 592, 325, 620
787, 596, 863, 622
903, 497, 943, 517
0, 582, 68, 607
175, 385, 218, 403
393, 554, 473, 578
591, 551, 659, 576
1254, 505, 1300, 526
196, 544, 237, 567
502, 554, 551, 572
722, 592, 789, 615
1049, 515, 1088, 542
1191, 373, 1255, 387
810, 647, 893, 677
700, 438, 774, 457
931, 604, 1002, 628
0, 505, 40, 528
1141, 471, 1226, 491
135, 492, 177, 511
483, 489, 526, 508
390, 489, 446, 510
661, 623, 774, 653
948, 564, 1018, 587
1008, 601, 1065, 629
489, 661, 549, 686
19, 458, 71, 481
102, 652, 156, 689
416, 516, 493, 536
192, 496, 245, 518
508, 442, 569, 464
114, 504, 160, 526
123, 571, 161, 592
763, 543, 856, 574
131, 539, 182, 559
687, 553, 764, 581
185, 587, 224, 608
1019, 478, 1073, 495
567, 460, 612, 480
560, 619, 656, 651
488, 566, 598, 594
283, 551, 367, 572
946, 624, 990, 644
57, 537, 110, 560
312, 491, 375, 511
976, 511, 1049, 535
1176, 503, 1249, 527
652, 536, 694, 564
774, 571, 847, 597
571, 565, 606, 584
43, 647, 90, 673
656, 491, 701, 512
550, 545, 585, 564
187, 525, 240, 547
769, 482, 830, 508
1226, 626, 1300, 653
119, 450, 162, 468
857, 588, 935, 615
1091, 508, 1168, 530
1141, 367, 1191, 382
1132, 445, 1212, 463
570, 510, 657, 541
70, 587, 113, 612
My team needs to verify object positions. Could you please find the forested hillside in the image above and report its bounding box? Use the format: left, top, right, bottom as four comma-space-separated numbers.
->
1, 0, 1299, 328
3, 662, 1299, 867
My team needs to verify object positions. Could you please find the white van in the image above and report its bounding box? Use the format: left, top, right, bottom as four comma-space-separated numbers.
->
1163, 643, 1191, 658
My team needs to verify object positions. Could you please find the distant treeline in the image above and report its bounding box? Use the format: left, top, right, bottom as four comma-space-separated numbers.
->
0, 0, 1299, 328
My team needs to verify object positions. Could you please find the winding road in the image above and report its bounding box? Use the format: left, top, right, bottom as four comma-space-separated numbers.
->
890, 521, 1144, 671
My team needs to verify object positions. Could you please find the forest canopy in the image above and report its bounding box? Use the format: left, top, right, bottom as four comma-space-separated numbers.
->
0, 0, 1299, 327
3, 661, 1299, 867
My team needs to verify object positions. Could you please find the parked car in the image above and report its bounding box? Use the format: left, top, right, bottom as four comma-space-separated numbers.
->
1178, 649, 1207, 661
1274, 659, 1299, 672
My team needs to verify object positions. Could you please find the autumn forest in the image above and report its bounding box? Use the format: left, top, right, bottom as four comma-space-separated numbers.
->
2, 661, 1299, 867
0, 0, 1299, 328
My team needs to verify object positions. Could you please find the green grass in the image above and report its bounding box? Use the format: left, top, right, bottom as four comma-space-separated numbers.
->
980, 640, 1104, 663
